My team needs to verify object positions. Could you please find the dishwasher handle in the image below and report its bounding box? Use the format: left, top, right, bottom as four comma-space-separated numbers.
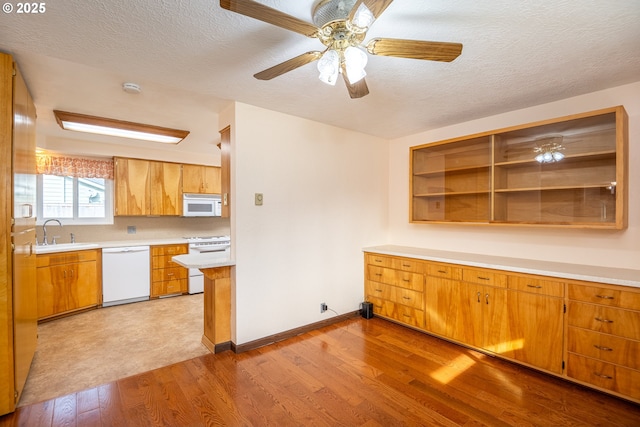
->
102, 246, 150, 254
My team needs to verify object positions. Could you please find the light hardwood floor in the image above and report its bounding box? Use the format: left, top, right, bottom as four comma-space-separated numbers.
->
18, 293, 209, 407
2, 316, 639, 426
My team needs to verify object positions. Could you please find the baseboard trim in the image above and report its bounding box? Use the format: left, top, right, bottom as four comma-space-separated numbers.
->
231, 310, 360, 354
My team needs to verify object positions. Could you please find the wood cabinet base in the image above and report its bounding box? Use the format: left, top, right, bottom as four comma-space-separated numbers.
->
202, 266, 231, 353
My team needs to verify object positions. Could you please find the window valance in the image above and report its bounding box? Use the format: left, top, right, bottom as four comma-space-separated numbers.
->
36, 154, 114, 180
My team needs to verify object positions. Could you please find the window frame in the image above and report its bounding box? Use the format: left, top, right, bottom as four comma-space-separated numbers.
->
36, 174, 114, 225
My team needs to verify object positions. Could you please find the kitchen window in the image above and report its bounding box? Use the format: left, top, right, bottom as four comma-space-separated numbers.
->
35, 154, 114, 225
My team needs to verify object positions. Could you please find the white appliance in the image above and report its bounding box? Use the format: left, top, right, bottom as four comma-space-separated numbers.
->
102, 246, 151, 306
185, 236, 231, 294
183, 193, 222, 217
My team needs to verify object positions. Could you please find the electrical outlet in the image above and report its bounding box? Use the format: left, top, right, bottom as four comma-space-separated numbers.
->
320, 303, 327, 313
127, 226, 136, 234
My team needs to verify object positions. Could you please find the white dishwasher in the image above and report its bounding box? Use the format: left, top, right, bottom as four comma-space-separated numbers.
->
102, 246, 150, 307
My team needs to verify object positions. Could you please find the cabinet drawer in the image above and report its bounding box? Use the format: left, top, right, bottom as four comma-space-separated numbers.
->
390, 304, 424, 329
365, 253, 392, 268
391, 288, 423, 310
365, 280, 393, 301
367, 296, 424, 328
152, 279, 187, 296
568, 283, 640, 310
508, 275, 564, 297
462, 268, 507, 287
367, 266, 424, 291
151, 244, 188, 256
567, 301, 640, 341
566, 353, 640, 401
152, 267, 188, 282
426, 262, 462, 280
367, 295, 394, 318
37, 249, 99, 267
153, 254, 184, 269
390, 257, 425, 273
567, 327, 640, 370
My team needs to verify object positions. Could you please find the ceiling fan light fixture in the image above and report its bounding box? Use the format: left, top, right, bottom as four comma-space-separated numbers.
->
344, 46, 368, 84
318, 49, 340, 85
352, 4, 375, 29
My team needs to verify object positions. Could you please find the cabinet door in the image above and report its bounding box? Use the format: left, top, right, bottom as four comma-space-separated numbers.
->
114, 158, 150, 216
71, 261, 100, 310
150, 161, 182, 216
37, 264, 70, 318
182, 164, 204, 193
504, 291, 563, 373
204, 166, 222, 194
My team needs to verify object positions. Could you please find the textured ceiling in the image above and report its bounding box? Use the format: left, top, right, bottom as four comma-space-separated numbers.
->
1, 0, 639, 151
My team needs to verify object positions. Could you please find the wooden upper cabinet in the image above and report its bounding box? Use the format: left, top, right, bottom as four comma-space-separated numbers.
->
114, 158, 182, 216
150, 161, 182, 216
182, 164, 221, 194
114, 157, 150, 216
410, 106, 628, 228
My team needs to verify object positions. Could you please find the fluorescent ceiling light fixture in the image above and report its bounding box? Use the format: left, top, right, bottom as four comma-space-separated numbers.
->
53, 110, 189, 144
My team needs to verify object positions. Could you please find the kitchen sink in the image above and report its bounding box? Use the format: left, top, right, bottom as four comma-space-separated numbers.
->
35, 243, 100, 254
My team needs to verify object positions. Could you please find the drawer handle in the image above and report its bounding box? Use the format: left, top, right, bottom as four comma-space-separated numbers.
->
374, 259, 383, 263
485, 293, 490, 305
403, 314, 411, 318
437, 270, 447, 274
594, 345, 613, 352
595, 317, 614, 324
526, 284, 542, 289
167, 272, 174, 276
477, 291, 481, 303
402, 279, 410, 282
593, 372, 613, 380
375, 273, 382, 276
478, 276, 490, 281
402, 263, 411, 267
375, 289, 383, 293
596, 295, 614, 300
403, 296, 411, 300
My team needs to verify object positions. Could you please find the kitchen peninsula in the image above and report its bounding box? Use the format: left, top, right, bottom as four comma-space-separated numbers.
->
173, 254, 235, 353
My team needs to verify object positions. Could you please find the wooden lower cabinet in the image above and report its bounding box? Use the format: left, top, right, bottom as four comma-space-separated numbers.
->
365, 251, 639, 404
364, 254, 425, 329
150, 244, 188, 297
36, 249, 101, 321
566, 281, 640, 401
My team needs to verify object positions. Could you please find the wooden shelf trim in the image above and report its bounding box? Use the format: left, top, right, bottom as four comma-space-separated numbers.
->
494, 183, 615, 193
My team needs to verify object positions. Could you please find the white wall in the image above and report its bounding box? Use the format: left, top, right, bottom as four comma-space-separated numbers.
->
224, 103, 388, 345
388, 81, 640, 269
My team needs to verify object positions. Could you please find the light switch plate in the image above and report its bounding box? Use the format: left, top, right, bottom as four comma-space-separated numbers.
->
255, 193, 263, 206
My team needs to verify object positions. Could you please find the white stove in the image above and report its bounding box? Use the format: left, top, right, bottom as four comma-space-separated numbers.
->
184, 235, 230, 293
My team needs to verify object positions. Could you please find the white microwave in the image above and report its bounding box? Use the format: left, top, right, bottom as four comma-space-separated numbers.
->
183, 193, 222, 217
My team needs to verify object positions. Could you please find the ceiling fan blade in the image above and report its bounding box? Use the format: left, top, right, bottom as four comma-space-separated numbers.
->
342, 73, 369, 99
220, 0, 319, 38
366, 38, 463, 62
254, 51, 323, 80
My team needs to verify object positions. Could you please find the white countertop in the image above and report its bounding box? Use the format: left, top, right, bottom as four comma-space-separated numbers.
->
363, 245, 640, 288
35, 238, 193, 254
172, 254, 235, 269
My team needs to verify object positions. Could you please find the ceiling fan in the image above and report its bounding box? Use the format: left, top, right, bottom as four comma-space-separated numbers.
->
220, 0, 463, 99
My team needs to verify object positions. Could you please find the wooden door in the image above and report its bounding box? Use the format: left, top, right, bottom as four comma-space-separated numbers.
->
10, 59, 37, 409
505, 291, 564, 373
150, 161, 181, 216
114, 158, 150, 215
219, 126, 231, 218
70, 260, 100, 310
37, 264, 69, 318
481, 286, 510, 354
425, 277, 460, 338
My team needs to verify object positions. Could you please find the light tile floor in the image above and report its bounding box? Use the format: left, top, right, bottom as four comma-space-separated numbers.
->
19, 293, 209, 407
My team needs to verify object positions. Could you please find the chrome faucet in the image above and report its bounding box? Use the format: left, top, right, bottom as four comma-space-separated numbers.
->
41, 219, 62, 245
